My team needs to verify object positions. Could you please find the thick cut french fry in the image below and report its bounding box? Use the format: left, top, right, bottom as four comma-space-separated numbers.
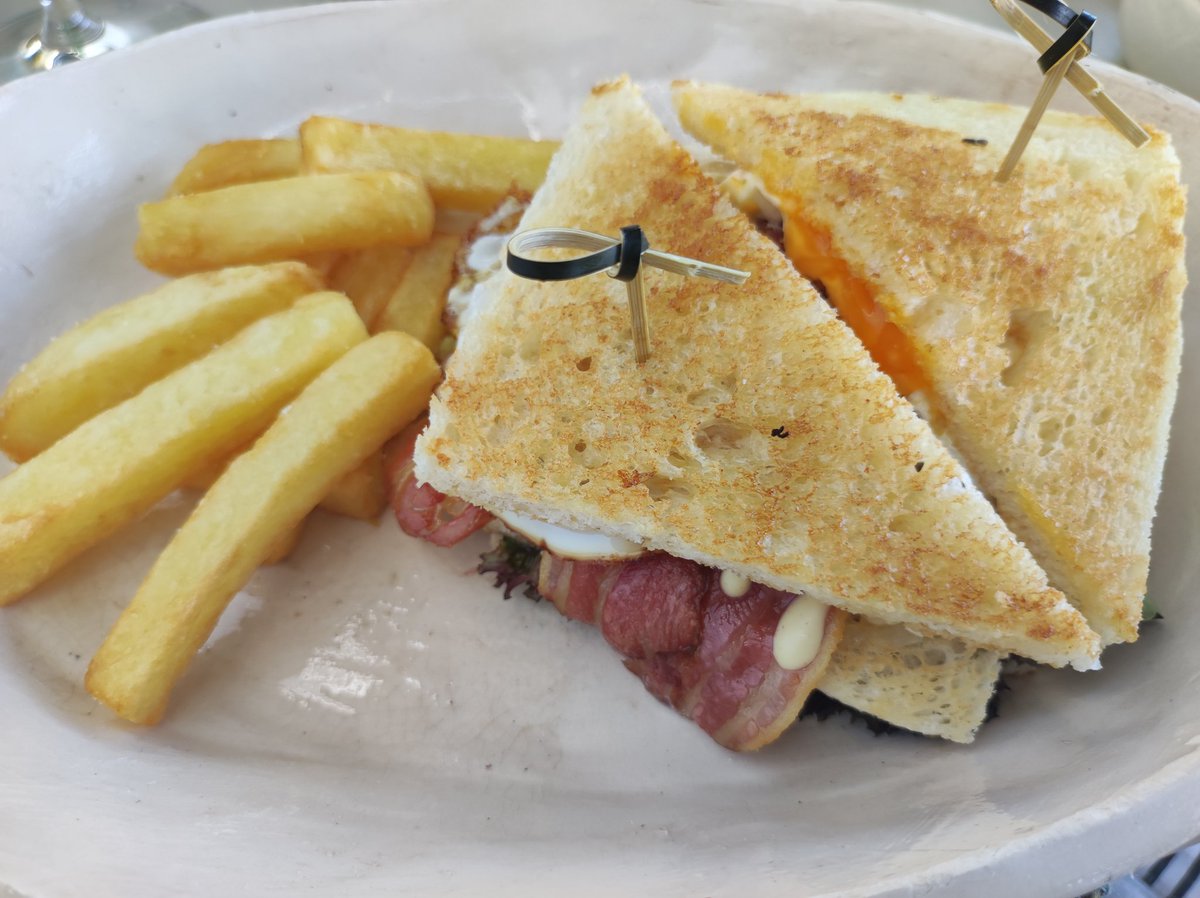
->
316, 451, 386, 521
0, 263, 322, 463
135, 172, 435, 276
86, 332, 439, 724
180, 452, 236, 493
167, 139, 302, 197
373, 233, 459, 350
0, 292, 365, 606
299, 251, 343, 282
262, 519, 306, 566
300, 116, 558, 213
329, 244, 415, 328
184, 446, 385, 522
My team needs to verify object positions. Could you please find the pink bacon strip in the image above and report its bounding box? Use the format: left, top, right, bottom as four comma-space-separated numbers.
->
540, 554, 846, 751
386, 424, 845, 750
385, 416, 493, 546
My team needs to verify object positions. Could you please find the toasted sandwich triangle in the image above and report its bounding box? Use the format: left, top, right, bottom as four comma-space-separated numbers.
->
415, 77, 1100, 670
673, 83, 1186, 646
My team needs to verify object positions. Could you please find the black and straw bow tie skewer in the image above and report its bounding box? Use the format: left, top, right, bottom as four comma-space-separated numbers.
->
991, 0, 1150, 181
506, 225, 750, 364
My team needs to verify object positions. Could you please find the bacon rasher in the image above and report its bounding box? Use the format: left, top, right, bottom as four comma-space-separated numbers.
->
386, 429, 845, 751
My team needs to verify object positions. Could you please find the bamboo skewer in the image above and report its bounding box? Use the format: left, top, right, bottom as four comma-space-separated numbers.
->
990, 0, 1150, 148
997, 44, 1082, 181
506, 226, 750, 364
624, 265, 651, 363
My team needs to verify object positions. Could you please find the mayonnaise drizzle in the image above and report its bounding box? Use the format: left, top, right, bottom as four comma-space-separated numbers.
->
772, 596, 829, 670
496, 511, 643, 561
719, 570, 751, 597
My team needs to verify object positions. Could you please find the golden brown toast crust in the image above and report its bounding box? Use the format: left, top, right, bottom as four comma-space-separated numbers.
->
674, 84, 1186, 646
416, 78, 1100, 669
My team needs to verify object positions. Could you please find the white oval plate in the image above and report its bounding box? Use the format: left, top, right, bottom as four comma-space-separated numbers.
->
1, 2, 1198, 896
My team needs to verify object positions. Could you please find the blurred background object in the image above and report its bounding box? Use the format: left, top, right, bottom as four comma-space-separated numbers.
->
1120, 0, 1200, 99
1092, 840, 1200, 898
0, 0, 206, 83
0, 0, 1137, 87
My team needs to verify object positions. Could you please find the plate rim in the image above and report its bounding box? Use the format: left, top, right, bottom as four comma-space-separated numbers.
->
1, 2, 1198, 896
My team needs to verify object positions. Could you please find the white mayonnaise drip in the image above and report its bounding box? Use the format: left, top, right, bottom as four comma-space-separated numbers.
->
465, 233, 509, 272
445, 230, 512, 334
719, 570, 751, 597
772, 596, 829, 670
496, 511, 643, 561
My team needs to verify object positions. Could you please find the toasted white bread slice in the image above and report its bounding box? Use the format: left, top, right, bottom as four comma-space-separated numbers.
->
415, 77, 1100, 670
820, 620, 1002, 743
674, 83, 1186, 647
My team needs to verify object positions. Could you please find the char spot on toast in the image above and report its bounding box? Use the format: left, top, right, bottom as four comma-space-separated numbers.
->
576, 356, 592, 371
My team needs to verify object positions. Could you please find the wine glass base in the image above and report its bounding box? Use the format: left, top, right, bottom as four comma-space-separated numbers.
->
0, 1, 208, 85
20, 24, 132, 73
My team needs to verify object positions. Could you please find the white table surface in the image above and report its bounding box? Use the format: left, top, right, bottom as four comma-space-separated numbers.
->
0, 0, 1128, 63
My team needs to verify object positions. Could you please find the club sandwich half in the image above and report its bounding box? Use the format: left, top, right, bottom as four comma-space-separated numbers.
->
673, 83, 1187, 648
397, 77, 1101, 751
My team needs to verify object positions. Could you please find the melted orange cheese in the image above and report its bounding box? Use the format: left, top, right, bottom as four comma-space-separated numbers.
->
782, 212, 930, 398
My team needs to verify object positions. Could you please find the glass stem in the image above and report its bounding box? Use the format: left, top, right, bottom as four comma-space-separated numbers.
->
39, 0, 105, 55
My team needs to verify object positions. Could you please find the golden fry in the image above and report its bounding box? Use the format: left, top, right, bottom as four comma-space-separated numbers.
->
300, 116, 557, 212
0, 263, 321, 462
262, 519, 306, 566
86, 332, 440, 724
315, 451, 386, 521
0, 293, 365, 606
373, 233, 460, 350
184, 446, 385, 522
329, 244, 415, 329
135, 171, 434, 276
299, 251, 343, 282
180, 453, 231, 493
167, 138, 302, 197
